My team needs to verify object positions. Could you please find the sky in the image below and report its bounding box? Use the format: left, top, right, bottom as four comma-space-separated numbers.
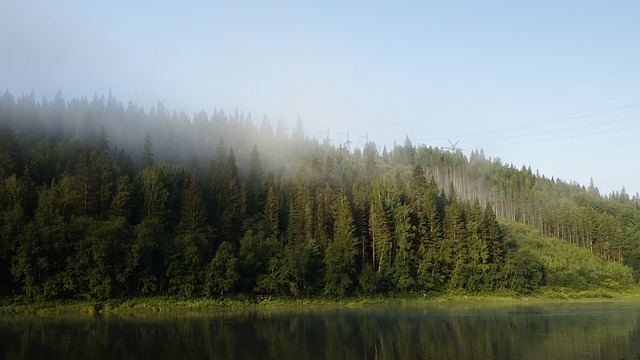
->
2, 0, 640, 196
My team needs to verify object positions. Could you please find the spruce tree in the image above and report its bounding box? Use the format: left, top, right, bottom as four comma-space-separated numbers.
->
142, 135, 154, 169
263, 172, 279, 239
324, 188, 357, 297
482, 202, 504, 265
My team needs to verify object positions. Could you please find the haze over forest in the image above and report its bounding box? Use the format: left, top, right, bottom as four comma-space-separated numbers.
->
2, 1, 640, 196
0, 90, 638, 300
2, 0, 640, 300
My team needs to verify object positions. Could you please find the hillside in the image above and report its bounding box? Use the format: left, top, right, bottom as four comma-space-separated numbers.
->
0, 90, 638, 301
500, 220, 634, 295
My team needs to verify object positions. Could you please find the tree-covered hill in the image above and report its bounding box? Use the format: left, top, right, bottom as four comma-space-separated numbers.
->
0, 90, 638, 301
500, 220, 633, 293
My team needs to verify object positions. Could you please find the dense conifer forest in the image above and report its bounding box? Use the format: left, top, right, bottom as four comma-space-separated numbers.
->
0, 90, 638, 301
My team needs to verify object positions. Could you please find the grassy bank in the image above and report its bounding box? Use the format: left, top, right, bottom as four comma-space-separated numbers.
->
2, 287, 640, 316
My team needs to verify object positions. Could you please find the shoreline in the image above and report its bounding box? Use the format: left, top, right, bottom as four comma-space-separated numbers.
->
2, 288, 640, 316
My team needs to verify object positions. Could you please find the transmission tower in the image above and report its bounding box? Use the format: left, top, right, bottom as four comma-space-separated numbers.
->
340, 131, 352, 151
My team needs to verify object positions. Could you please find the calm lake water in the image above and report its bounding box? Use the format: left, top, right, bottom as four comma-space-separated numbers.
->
1, 301, 640, 359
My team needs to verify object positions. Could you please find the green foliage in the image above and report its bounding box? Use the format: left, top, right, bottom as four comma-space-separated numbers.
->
256, 239, 324, 296
357, 264, 379, 294
501, 221, 633, 292
141, 135, 154, 169
11, 208, 67, 300
65, 216, 131, 300
0, 90, 637, 303
501, 249, 545, 294
238, 229, 276, 292
262, 173, 279, 239
0, 126, 17, 180
127, 216, 168, 294
167, 233, 204, 298
205, 242, 239, 297
324, 190, 358, 297
389, 186, 417, 292
324, 236, 358, 297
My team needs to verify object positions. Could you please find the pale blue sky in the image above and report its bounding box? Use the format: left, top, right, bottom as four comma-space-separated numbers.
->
2, 0, 640, 195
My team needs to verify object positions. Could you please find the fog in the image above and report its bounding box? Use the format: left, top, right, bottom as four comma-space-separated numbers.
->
0, 90, 330, 184
2, 1, 640, 195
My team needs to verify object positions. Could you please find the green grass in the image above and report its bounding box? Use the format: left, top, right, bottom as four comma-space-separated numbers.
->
2, 288, 640, 316
500, 219, 636, 291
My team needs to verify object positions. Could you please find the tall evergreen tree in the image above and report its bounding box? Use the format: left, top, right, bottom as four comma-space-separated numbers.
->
220, 147, 245, 245
324, 188, 358, 297
263, 172, 279, 239
245, 145, 264, 219
75, 148, 99, 217
368, 185, 392, 273
167, 174, 213, 298
287, 182, 313, 244
142, 134, 154, 169
445, 186, 467, 289
0, 126, 17, 180
391, 196, 416, 292
482, 202, 505, 265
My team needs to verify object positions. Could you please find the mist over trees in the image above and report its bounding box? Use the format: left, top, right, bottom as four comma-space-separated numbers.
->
0, 90, 638, 300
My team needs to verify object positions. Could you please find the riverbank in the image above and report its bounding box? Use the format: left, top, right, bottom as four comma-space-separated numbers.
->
2, 287, 640, 316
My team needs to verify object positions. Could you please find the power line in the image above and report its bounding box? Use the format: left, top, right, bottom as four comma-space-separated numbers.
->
463, 114, 640, 146
467, 123, 640, 149
445, 101, 640, 142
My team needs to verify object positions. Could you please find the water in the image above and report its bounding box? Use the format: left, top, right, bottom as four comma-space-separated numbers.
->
1, 301, 640, 359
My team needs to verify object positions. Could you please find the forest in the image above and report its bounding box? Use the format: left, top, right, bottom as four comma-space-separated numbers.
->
0, 90, 638, 301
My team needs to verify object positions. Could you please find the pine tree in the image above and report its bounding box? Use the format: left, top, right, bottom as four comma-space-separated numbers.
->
167, 174, 214, 298
368, 184, 392, 272
287, 182, 313, 244
142, 134, 154, 169
483, 202, 505, 265
109, 176, 131, 219
391, 198, 416, 292
263, 172, 279, 239
94, 151, 118, 219
324, 188, 358, 297
445, 186, 467, 289
245, 145, 264, 219
220, 147, 245, 245
115, 147, 134, 179
0, 126, 17, 180
208, 141, 227, 235
139, 164, 170, 219
410, 164, 427, 209
96, 126, 109, 154
417, 176, 445, 291
177, 174, 213, 246
464, 199, 490, 291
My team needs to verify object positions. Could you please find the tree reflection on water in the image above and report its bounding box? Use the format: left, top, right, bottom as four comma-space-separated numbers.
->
1, 302, 639, 360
